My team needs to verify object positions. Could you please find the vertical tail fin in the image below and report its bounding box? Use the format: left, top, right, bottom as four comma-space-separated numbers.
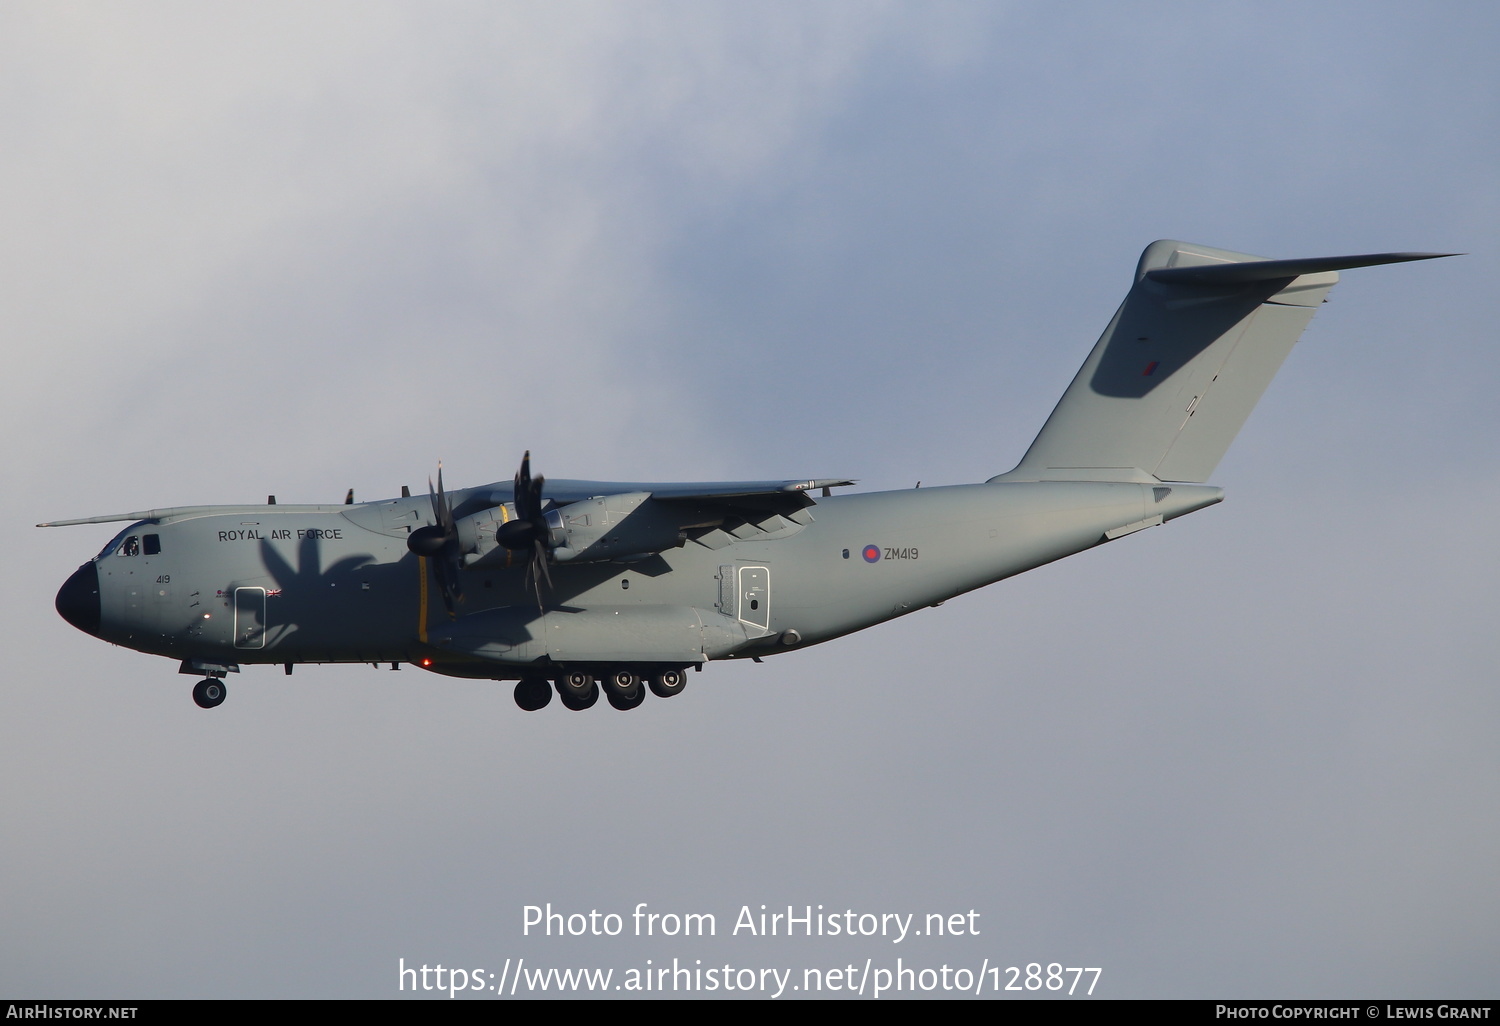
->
992, 241, 1452, 484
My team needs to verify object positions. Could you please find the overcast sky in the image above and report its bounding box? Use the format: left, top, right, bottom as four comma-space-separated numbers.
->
2, 1, 1496, 1000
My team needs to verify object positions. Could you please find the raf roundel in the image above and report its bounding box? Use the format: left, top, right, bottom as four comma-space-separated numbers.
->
862, 544, 881, 563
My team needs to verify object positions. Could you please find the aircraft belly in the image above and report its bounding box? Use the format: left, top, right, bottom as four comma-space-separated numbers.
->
425, 605, 743, 666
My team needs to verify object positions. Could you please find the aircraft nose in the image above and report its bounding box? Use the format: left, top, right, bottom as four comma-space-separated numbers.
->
56, 562, 101, 637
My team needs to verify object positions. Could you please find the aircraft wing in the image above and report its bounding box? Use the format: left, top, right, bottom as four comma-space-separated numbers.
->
427, 476, 859, 553
43, 480, 860, 530
537, 478, 856, 505
538, 478, 858, 551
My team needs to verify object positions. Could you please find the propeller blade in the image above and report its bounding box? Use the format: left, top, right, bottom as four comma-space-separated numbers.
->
412, 461, 462, 613
508, 450, 553, 609
434, 463, 454, 534
513, 450, 534, 522
526, 537, 552, 610
533, 538, 552, 583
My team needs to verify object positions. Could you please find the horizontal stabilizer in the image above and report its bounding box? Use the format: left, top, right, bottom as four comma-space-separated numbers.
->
1146, 251, 1454, 286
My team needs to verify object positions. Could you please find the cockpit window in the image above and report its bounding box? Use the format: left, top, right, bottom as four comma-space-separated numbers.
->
94, 525, 161, 560
97, 526, 134, 560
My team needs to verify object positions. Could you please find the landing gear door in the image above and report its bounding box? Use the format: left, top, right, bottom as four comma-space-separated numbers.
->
737, 566, 770, 632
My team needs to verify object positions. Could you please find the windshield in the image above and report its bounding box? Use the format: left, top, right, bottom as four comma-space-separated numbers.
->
95, 524, 146, 560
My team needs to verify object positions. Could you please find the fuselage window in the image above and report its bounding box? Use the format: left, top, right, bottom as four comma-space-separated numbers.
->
118, 535, 140, 557
143, 534, 161, 555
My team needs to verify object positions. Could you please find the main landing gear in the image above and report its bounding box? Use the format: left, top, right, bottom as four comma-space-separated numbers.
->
513, 676, 552, 711
557, 671, 599, 711
648, 669, 686, 698
510, 669, 689, 711
192, 678, 227, 709
602, 671, 645, 711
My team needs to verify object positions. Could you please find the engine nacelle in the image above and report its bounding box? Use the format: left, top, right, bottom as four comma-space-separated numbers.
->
456, 492, 686, 568
546, 492, 685, 563
453, 507, 509, 567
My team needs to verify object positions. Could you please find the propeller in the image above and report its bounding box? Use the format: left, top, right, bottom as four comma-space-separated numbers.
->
405, 462, 463, 614
494, 450, 553, 608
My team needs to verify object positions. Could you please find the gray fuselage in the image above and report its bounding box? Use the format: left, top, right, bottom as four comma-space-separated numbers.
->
61, 479, 1221, 681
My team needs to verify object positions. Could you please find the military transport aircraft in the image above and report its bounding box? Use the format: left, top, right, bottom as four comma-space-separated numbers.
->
44, 240, 1450, 712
